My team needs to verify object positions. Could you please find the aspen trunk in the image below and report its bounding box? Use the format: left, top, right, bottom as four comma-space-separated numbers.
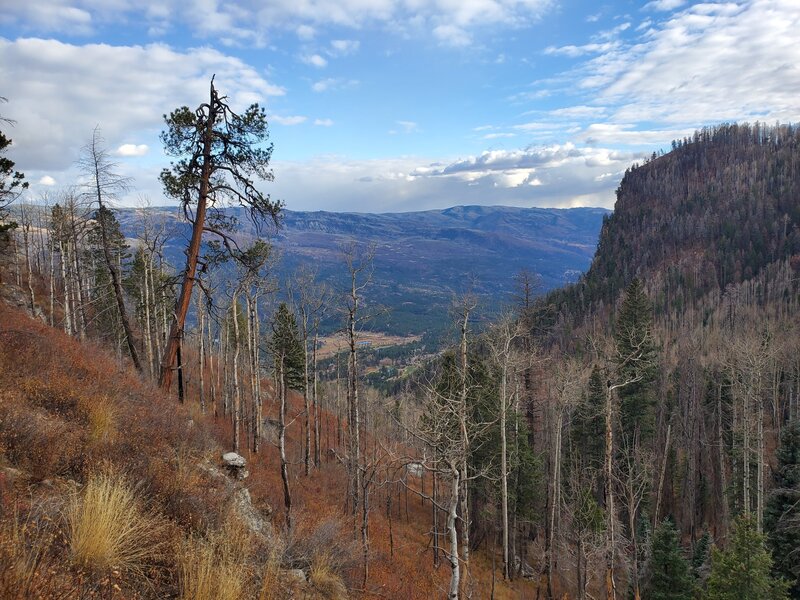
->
232, 297, 242, 453
605, 385, 616, 600
303, 316, 311, 476
458, 306, 471, 592
313, 331, 321, 467
278, 357, 292, 526
500, 361, 510, 581
654, 421, 671, 527
59, 240, 72, 336
448, 463, 461, 600
198, 294, 205, 412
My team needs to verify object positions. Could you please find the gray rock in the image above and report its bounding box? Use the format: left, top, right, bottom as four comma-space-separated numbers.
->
222, 452, 246, 468
222, 452, 248, 480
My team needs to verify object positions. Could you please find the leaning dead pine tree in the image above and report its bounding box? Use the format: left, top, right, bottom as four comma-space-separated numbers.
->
158, 77, 281, 391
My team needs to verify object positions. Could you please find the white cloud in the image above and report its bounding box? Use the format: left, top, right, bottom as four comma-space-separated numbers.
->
644, 0, 686, 11
115, 143, 149, 157
513, 121, 553, 132
433, 24, 471, 47
395, 120, 419, 133
38, 175, 56, 186
549, 105, 607, 118
296, 24, 316, 39
329, 39, 360, 55
270, 115, 308, 126
544, 41, 619, 57
5, 2, 93, 35
301, 53, 328, 68
314, 118, 334, 126
3, 0, 555, 47
566, 0, 800, 130
269, 147, 627, 213
483, 132, 516, 139
0, 38, 285, 174
311, 77, 357, 92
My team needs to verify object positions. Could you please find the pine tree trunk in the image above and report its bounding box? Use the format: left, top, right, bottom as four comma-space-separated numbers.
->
159, 81, 216, 391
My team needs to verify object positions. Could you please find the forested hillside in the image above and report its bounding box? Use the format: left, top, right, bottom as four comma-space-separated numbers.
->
519, 123, 800, 599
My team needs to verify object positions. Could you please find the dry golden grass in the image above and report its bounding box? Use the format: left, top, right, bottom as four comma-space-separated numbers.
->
67, 472, 163, 575
309, 552, 349, 600
257, 546, 283, 600
0, 516, 44, 597
179, 517, 252, 600
81, 394, 117, 444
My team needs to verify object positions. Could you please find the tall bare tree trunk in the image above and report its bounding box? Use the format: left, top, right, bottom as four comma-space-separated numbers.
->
757, 390, 764, 532
448, 463, 461, 600
743, 391, 751, 516
313, 330, 321, 467
278, 356, 292, 526
231, 296, 242, 452
198, 294, 205, 412
348, 272, 362, 517
500, 359, 510, 581
59, 239, 72, 336
605, 384, 617, 600
458, 304, 472, 593
654, 420, 671, 527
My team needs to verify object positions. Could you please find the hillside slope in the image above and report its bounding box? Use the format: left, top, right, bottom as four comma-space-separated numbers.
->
522, 123, 800, 597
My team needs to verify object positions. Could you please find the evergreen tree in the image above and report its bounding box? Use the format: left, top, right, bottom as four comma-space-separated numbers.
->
157, 78, 281, 391
765, 420, 800, 596
614, 277, 658, 443
692, 530, 711, 581
645, 519, 694, 600
571, 365, 606, 471
270, 302, 305, 392
0, 103, 28, 231
704, 515, 789, 600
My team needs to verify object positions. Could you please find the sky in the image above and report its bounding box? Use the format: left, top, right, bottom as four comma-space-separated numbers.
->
1, 0, 799, 213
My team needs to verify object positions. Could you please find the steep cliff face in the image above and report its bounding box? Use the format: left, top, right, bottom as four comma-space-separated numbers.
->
544, 123, 800, 323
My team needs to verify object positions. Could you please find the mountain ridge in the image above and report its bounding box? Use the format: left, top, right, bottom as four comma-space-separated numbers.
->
118, 204, 610, 335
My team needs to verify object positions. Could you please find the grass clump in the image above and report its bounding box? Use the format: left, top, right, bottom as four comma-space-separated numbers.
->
81, 394, 117, 444
67, 471, 163, 575
309, 552, 348, 600
179, 517, 252, 600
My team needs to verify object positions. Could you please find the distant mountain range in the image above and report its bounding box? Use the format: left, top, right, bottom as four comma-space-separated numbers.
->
118, 205, 609, 336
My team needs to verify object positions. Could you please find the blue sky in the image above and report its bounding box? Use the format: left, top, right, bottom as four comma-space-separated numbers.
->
1, 0, 799, 212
